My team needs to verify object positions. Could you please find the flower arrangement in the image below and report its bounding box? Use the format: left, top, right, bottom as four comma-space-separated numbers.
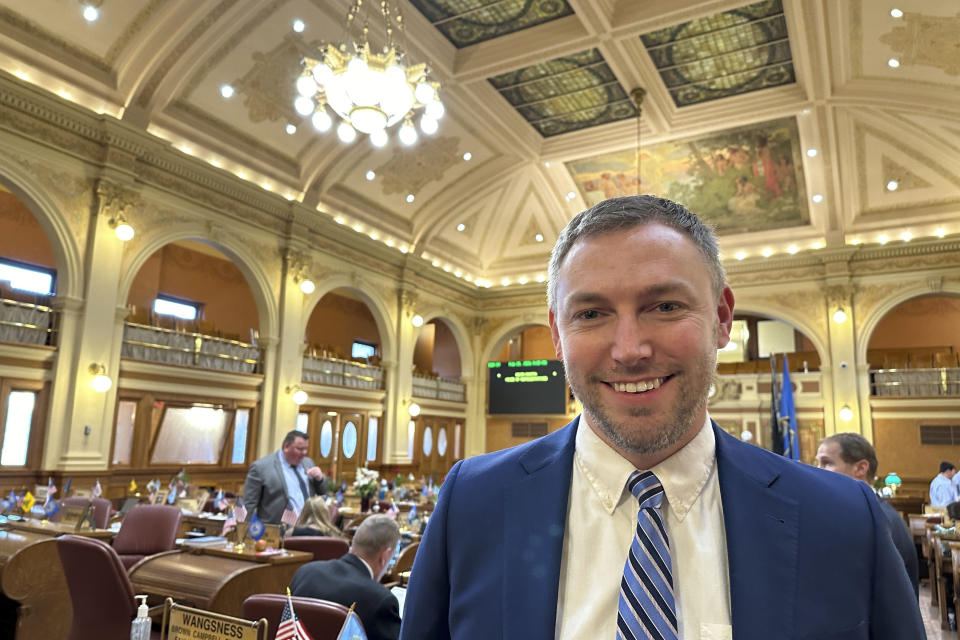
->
354, 466, 380, 499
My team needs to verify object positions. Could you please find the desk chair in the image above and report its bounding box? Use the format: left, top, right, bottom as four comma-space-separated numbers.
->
242, 594, 361, 640
56, 535, 161, 640
283, 536, 349, 562
383, 541, 419, 588
51, 497, 112, 528
112, 504, 182, 570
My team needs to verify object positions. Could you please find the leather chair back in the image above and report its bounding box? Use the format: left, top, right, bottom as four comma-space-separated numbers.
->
57, 535, 136, 640
52, 497, 112, 528
242, 594, 359, 640
112, 504, 182, 569
283, 536, 349, 562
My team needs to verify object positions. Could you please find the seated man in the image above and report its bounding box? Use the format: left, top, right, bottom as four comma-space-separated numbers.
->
815, 433, 919, 599
290, 514, 400, 640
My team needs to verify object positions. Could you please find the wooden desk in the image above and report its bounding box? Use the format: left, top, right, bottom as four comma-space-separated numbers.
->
931, 531, 959, 630
0, 528, 70, 640
129, 546, 312, 618
178, 513, 227, 538
4, 519, 114, 541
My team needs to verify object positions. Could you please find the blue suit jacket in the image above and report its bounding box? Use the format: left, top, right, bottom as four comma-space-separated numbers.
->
400, 418, 924, 639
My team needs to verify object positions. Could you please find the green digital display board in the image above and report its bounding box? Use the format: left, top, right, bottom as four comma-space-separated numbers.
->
487, 360, 566, 414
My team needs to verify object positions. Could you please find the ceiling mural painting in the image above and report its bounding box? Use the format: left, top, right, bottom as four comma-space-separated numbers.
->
879, 10, 960, 77
639, 0, 795, 107
408, 0, 575, 48
567, 117, 809, 236
488, 48, 637, 137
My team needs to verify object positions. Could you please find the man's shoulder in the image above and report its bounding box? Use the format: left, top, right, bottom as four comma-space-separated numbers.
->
249, 451, 278, 468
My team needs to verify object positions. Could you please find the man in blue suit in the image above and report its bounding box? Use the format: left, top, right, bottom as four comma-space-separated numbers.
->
401, 195, 924, 639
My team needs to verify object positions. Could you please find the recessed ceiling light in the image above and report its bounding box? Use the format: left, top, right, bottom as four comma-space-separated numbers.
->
787, 245, 798, 254
565, 191, 575, 201
385, 238, 394, 247
57, 90, 72, 101
261, 182, 272, 191
935, 227, 947, 238
518, 277, 528, 285
888, 58, 900, 68
735, 251, 747, 261
900, 231, 912, 242
235, 171, 246, 179
811, 241, 824, 249
456, 223, 466, 232
334, 217, 345, 224
406, 193, 415, 203
400, 246, 408, 254
292, 19, 305, 32
12, 70, 28, 81
82, 5, 99, 22
886, 180, 899, 191
761, 248, 773, 258
462, 152, 472, 161
806, 148, 818, 157
365, 170, 376, 181
890, 8, 903, 18
501, 278, 510, 287
220, 84, 235, 98
878, 234, 889, 244
535, 233, 544, 243
443, 265, 452, 272
454, 270, 462, 277
285, 123, 296, 135
800, 108, 811, 115
465, 275, 473, 282
209, 159, 221, 168
369, 232, 378, 240
353, 224, 363, 232
432, 260, 440, 267
849, 238, 861, 245
812, 194, 824, 203
535, 274, 545, 283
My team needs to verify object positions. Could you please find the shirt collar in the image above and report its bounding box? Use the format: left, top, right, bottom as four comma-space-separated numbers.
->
574, 413, 716, 521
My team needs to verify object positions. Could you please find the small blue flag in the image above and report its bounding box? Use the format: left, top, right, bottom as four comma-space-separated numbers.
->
407, 504, 417, 524
167, 488, 177, 504
43, 499, 60, 518
779, 356, 800, 461
62, 477, 72, 495
335, 488, 344, 506
247, 514, 265, 541
337, 609, 367, 639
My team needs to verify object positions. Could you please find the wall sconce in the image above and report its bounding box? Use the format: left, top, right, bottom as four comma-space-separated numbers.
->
408, 401, 421, 417
411, 314, 424, 328
108, 215, 135, 241
832, 308, 847, 324
838, 405, 854, 422
89, 363, 112, 392
293, 273, 315, 295
287, 385, 308, 405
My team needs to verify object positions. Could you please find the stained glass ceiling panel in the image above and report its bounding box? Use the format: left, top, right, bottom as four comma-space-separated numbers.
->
408, 0, 575, 48
488, 48, 637, 138
639, 0, 795, 107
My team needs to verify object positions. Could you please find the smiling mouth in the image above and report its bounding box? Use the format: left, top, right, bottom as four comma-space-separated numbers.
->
608, 376, 670, 393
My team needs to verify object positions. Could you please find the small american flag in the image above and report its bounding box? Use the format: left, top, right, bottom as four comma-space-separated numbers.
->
276, 591, 313, 640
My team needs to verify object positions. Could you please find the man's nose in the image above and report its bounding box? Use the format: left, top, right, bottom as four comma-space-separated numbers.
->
609, 317, 654, 365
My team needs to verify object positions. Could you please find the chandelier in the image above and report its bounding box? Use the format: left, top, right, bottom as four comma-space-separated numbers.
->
294, 0, 444, 147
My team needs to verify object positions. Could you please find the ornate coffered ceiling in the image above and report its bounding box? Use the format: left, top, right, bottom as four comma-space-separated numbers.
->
0, 0, 958, 287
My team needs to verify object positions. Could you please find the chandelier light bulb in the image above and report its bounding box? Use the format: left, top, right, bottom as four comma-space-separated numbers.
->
114, 222, 135, 241
370, 128, 388, 147
398, 121, 418, 146
425, 99, 445, 120
294, 96, 315, 116
311, 110, 332, 132
419, 115, 438, 135
415, 82, 436, 104
312, 62, 334, 86
296, 75, 318, 97
337, 121, 357, 143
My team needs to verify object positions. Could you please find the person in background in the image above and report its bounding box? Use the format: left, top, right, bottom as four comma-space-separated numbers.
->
242, 430, 327, 524
929, 461, 956, 507
291, 514, 401, 640
815, 433, 918, 598
290, 495, 342, 537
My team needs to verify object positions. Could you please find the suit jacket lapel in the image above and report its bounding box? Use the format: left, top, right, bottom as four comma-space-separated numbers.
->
714, 424, 798, 639
502, 418, 579, 640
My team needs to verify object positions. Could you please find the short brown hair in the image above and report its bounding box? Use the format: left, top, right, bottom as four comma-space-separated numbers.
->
822, 433, 878, 479
282, 430, 308, 447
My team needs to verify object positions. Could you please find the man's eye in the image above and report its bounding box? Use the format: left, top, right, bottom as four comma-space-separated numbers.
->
656, 302, 680, 312
576, 310, 599, 320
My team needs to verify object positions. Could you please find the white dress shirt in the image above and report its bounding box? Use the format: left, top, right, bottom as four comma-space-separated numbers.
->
278, 450, 309, 513
555, 415, 732, 640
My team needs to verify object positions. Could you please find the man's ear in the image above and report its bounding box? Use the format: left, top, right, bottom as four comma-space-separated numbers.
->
853, 459, 871, 483
715, 285, 735, 348
549, 308, 563, 362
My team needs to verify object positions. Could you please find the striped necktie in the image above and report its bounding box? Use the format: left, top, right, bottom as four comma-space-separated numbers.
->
617, 470, 677, 640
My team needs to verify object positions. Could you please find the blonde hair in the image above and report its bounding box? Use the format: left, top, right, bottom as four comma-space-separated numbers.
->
295, 496, 341, 537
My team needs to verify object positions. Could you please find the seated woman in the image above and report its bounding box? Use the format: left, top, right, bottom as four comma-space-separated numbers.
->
289, 496, 342, 537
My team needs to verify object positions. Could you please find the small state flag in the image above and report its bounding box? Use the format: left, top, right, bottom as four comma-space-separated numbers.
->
247, 513, 265, 541
43, 498, 60, 518
406, 504, 417, 524
44, 478, 57, 509
0, 497, 10, 514
276, 589, 313, 640
62, 476, 72, 495
22, 491, 35, 512
336, 610, 367, 640
167, 489, 178, 505
386, 502, 399, 520
91, 480, 102, 498
128, 478, 138, 493
335, 489, 344, 506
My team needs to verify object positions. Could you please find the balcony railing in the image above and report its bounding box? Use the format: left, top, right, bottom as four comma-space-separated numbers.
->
0, 297, 56, 346
301, 354, 384, 390
121, 322, 260, 373
412, 373, 466, 402
871, 368, 960, 397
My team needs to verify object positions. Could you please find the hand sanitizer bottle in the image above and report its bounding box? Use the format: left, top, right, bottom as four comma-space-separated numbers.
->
130, 595, 150, 640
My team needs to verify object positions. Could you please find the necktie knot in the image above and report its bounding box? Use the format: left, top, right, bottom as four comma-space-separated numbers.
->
627, 470, 664, 511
